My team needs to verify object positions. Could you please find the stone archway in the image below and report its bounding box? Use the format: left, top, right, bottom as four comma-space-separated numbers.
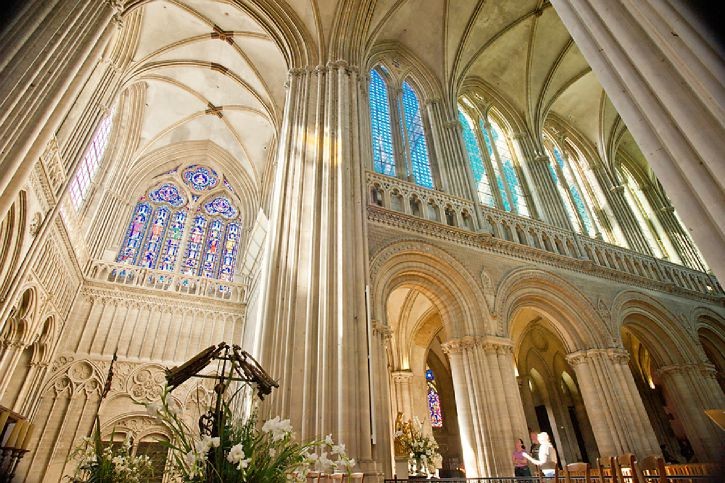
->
613, 292, 725, 462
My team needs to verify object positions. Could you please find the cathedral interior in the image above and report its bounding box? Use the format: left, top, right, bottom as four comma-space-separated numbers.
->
0, 1, 723, 481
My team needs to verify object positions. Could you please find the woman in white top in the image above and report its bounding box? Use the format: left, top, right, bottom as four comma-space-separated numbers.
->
523, 432, 557, 477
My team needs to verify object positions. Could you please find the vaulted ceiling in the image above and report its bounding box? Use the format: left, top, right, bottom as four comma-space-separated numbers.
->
115, 0, 651, 196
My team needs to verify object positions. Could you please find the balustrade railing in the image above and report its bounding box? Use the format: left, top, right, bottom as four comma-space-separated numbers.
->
85, 259, 248, 303
366, 171, 722, 297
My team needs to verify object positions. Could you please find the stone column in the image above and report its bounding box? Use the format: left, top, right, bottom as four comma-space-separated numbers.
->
371, 321, 394, 477
391, 370, 415, 420
656, 363, 725, 462
258, 61, 376, 472
442, 336, 528, 477
551, 0, 725, 281
566, 348, 660, 458
522, 150, 572, 230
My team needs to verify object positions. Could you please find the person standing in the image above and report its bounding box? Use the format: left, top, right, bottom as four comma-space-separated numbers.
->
513, 439, 532, 477
523, 432, 557, 477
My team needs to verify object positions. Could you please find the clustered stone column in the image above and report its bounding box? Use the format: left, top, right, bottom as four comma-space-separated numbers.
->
442, 336, 527, 477
566, 348, 659, 458
258, 61, 376, 473
656, 362, 725, 462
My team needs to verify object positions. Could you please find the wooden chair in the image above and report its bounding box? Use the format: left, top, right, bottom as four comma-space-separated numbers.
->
564, 462, 591, 483
616, 453, 640, 483
637, 455, 666, 483
596, 456, 619, 483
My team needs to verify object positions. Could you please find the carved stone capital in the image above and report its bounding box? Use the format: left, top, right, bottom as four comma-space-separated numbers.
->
610, 185, 625, 194
372, 320, 393, 340
391, 370, 414, 383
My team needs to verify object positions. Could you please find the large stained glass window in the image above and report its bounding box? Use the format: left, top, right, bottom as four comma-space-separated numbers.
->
369, 69, 396, 177
70, 107, 116, 209
401, 81, 433, 188
459, 110, 494, 206
117, 165, 242, 281
620, 166, 668, 259
457, 102, 530, 216
426, 369, 443, 429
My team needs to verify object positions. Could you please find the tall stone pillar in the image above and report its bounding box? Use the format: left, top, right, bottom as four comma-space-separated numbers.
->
442, 336, 528, 477
656, 363, 725, 462
370, 321, 394, 477
391, 370, 415, 420
551, 0, 725, 281
566, 348, 659, 458
258, 61, 376, 472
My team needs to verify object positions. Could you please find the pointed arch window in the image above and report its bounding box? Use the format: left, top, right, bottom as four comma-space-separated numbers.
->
425, 369, 443, 428
619, 165, 670, 260
401, 81, 433, 188
70, 107, 116, 209
369, 69, 396, 177
368, 67, 436, 189
117, 166, 242, 281
457, 103, 530, 216
544, 138, 600, 237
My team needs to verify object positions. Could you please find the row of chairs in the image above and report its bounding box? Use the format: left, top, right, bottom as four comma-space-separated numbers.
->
558, 454, 719, 483
304, 472, 365, 482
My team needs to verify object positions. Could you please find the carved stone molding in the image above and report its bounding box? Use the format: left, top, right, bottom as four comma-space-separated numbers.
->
391, 370, 414, 383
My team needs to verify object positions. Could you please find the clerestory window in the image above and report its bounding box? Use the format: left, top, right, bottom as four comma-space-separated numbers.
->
368, 67, 435, 188
458, 103, 530, 216
70, 107, 116, 210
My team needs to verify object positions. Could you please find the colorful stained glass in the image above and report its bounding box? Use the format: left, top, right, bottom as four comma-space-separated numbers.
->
459, 110, 494, 206
182, 215, 207, 275
140, 207, 170, 268
401, 81, 433, 188
552, 147, 593, 235
204, 196, 238, 219
183, 165, 219, 192
117, 203, 152, 264
149, 182, 185, 208
200, 219, 224, 277
223, 177, 235, 193
369, 69, 396, 177
426, 370, 443, 428
218, 223, 240, 281
158, 210, 187, 272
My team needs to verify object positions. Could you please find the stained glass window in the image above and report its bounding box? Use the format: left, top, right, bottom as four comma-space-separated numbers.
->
489, 119, 529, 217
426, 369, 443, 429
183, 165, 219, 192
621, 166, 667, 259
401, 82, 433, 188
369, 69, 396, 177
117, 166, 242, 280
70, 107, 116, 209
482, 125, 511, 212
459, 110, 494, 206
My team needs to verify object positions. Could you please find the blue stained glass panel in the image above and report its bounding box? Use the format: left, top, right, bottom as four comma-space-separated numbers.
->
140, 207, 170, 268
401, 82, 433, 188
218, 223, 240, 281
204, 196, 238, 219
158, 210, 187, 272
490, 120, 529, 217
369, 70, 396, 177
183, 165, 219, 192
458, 110, 494, 206
481, 124, 510, 211
182, 215, 207, 275
149, 182, 185, 208
553, 147, 593, 235
117, 203, 152, 264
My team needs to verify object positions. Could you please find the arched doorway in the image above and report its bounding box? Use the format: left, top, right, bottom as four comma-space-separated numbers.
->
385, 286, 463, 477
512, 312, 598, 465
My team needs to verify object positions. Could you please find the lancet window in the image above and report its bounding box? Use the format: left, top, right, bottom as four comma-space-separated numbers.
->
117, 165, 242, 281
368, 66, 435, 188
543, 135, 605, 238
458, 103, 530, 216
425, 369, 443, 428
70, 107, 116, 209
618, 165, 672, 260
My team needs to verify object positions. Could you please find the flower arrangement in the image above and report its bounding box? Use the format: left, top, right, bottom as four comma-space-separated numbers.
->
67, 416, 154, 483
147, 386, 356, 482
394, 417, 442, 477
